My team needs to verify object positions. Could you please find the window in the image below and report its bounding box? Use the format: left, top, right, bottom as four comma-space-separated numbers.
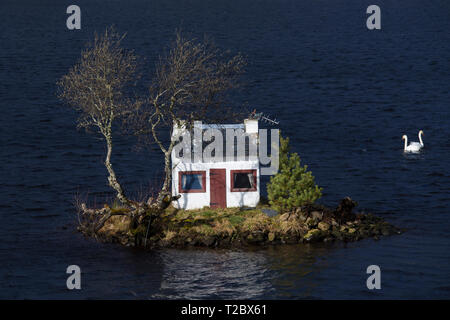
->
230, 169, 257, 192
179, 171, 206, 193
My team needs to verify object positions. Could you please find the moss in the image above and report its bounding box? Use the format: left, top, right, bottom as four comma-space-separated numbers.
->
227, 215, 245, 226
110, 207, 131, 215
199, 210, 215, 218
303, 229, 325, 242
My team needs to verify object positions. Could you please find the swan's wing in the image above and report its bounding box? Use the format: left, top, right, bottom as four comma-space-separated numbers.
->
405, 142, 422, 152
409, 142, 422, 148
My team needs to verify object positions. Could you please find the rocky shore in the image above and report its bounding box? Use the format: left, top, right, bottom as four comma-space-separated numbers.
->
86, 197, 402, 248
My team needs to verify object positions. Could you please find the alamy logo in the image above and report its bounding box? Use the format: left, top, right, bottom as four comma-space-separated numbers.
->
66, 5, 81, 30
66, 265, 81, 290
366, 265, 381, 290
366, 5, 381, 30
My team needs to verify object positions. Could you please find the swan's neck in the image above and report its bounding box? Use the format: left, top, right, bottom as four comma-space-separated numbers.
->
403, 136, 408, 151
419, 132, 424, 146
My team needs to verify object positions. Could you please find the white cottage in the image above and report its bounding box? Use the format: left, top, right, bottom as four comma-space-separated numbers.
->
171, 119, 260, 210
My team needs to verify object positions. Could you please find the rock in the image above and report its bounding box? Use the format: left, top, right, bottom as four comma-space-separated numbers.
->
311, 211, 323, 220
268, 232, 275, 242
285, 236, 298, 244
331, 218, 339, 227
262, 208, 278, 217
253, 231, 265, 242
318, 222, 330, 231
246, 232, 264, 243
331, 230, 343, 240
340, 225, 347, 232
298, 213, 307, 223
202, 236, 215, 247
158, 239, 170, 247
303, 229, 323, 242
347, 227, 356, 234
219, 237, 232, 246
359, 229, 369, 238
298, 208, 309, 221
306, 217, 318, 228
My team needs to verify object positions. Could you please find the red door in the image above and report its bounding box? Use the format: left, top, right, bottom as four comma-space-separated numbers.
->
210, 169, 227, 208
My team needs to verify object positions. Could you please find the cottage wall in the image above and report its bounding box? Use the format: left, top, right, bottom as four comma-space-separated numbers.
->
172, 160, 260, 210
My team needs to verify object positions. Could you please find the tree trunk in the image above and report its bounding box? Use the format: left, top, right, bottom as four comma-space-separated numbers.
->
105, 134, 130, 206
162, 151, 172, 193
154, 151, 172, 208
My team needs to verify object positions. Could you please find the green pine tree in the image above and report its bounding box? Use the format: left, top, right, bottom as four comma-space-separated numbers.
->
267, 134, 322, 212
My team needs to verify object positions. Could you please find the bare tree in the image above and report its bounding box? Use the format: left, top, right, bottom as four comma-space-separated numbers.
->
58, 28, 246, 238
57, 27, 138, 207
130, 31, 246, 208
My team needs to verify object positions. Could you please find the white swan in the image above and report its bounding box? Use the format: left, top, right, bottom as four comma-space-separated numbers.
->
402, 130, 424, 153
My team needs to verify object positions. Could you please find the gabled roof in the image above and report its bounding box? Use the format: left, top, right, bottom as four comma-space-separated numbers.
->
172, 119, 259, 163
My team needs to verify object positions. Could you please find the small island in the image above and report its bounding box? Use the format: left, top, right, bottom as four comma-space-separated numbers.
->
76, 131, 401, 249
91, 197, 401, 248
59, 28, 401, 249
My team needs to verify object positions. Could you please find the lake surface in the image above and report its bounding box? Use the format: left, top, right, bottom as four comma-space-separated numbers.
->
0, 0, 449, 299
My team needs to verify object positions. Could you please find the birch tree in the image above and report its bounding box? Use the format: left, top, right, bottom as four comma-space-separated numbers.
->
58, 27, 138, 207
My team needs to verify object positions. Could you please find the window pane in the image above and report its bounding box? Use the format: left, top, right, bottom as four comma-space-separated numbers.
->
182, 174, 203, 190
233, 172, 253, 189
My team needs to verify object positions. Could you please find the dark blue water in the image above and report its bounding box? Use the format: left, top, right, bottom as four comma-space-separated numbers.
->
1, 0, 449, 299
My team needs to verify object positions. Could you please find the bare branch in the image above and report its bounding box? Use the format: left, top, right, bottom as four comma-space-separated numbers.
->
57, 26, 139, 207
126, 30, 247, 206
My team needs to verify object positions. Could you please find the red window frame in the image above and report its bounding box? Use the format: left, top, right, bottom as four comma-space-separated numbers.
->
178, 171, 206, 193
230, 169, 257, 192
